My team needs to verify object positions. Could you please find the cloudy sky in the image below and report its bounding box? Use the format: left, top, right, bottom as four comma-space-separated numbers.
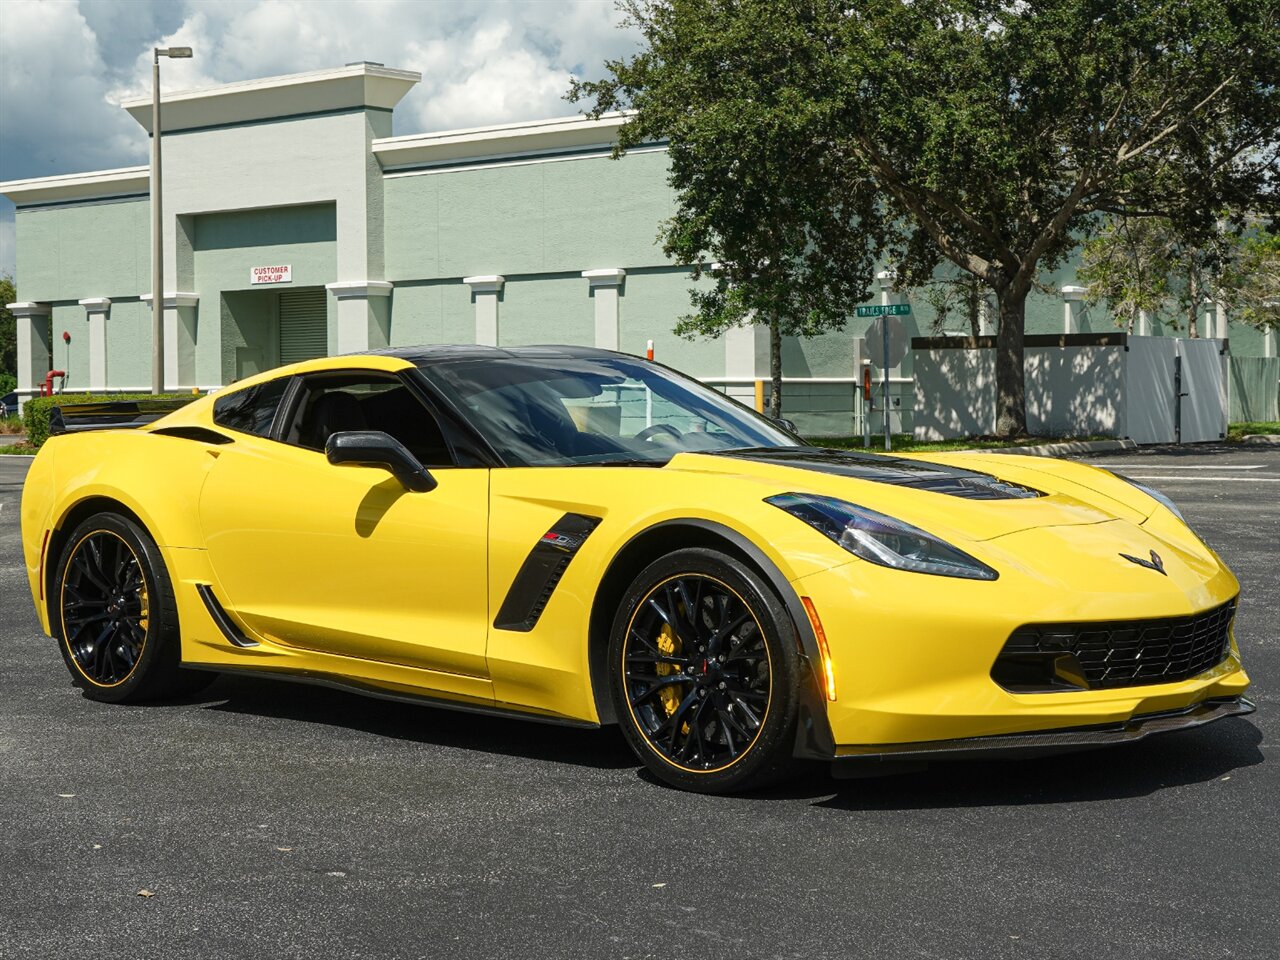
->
0, 0, 640, 278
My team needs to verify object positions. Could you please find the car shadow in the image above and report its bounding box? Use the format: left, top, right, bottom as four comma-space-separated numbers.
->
185, 674, 1264, 802
799, 718, 1265, 810
193, 672, 637, 770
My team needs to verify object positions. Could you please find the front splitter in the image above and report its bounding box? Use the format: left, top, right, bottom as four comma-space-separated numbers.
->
830, 696, 1255, 776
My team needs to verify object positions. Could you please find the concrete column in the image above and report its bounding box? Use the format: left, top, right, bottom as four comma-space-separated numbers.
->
978, 299, 994, 336
1213, 301, 1228, 342
1061, 286, 1087, 334
876, 270, 897, 307
464, 276, 505, 346
142, 292, 199, 388
327, 281, 394, 353
1263, 326, 1276, 358
582, 268, 626, 351
1137, 309, 1151, 336
7, 301, 52, 409
78, 298, 112, 391
723, 319, 767, 406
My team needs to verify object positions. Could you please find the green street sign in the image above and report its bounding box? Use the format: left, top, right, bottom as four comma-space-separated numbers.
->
856, 303, 913, 317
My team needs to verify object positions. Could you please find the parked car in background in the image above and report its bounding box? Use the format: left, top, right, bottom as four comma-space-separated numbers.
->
1, 392, 19, 419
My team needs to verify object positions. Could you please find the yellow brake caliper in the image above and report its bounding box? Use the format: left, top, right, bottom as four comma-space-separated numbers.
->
655, 622, 682, 720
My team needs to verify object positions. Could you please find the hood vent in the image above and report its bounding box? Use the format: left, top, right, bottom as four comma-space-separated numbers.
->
716, 448, 1044, 501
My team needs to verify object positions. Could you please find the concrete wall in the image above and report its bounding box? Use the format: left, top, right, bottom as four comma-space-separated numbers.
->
915, 340, 1132, 442
1024, 345, 1125, 437
913, 348, 997, 439
914, 335, 1237, 443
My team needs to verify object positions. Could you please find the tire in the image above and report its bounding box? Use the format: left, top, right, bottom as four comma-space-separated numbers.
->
608, 547, 803, 794
52, 512, 212, 703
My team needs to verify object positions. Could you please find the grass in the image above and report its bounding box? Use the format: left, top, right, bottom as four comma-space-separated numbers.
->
0, 442, 36, 455
0, 415, 23, 435
1229, 421, 1280, 439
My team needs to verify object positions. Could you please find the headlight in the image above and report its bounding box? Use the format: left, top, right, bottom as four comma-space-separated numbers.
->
766, 493, 998, 581
1110, 472, 1185, 522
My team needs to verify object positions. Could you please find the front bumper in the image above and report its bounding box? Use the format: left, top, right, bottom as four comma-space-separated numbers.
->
791, 525, 1251, 754
830, 696, 1254, 774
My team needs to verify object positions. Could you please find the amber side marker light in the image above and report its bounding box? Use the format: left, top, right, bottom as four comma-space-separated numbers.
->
800, 596, 837, 701
38, 529, 51, 601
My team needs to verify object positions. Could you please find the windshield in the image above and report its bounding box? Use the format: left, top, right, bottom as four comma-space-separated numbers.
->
419, 353, 801, 466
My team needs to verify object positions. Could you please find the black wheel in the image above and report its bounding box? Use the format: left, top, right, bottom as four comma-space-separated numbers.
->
53, 512, 212, 703
608, 547, 803, 793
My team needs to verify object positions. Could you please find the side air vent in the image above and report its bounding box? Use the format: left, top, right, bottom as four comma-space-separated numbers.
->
494, 513, 602, 632
196, 583, 258, 647
152, 426, 234, 444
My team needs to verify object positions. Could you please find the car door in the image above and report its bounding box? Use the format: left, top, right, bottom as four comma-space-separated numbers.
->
197, 370, 490, 695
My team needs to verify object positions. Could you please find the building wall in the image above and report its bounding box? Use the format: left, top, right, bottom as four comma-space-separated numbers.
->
8, 107, 1273, 413
15, 197, 149, 302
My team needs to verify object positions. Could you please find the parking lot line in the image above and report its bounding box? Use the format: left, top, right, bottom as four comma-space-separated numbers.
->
1119, 475, 1280, 482
1087, 463, 1266, 470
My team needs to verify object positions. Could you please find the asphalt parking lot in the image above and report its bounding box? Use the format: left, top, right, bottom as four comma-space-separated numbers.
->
0, 445, 1275, 960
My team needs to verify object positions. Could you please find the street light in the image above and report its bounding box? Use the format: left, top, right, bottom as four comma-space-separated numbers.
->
150, 46, 192, 394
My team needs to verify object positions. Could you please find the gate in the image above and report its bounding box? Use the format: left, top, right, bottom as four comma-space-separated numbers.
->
1175, 339, 1228, 443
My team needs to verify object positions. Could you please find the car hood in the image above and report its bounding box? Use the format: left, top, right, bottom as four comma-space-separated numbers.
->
664, 447, 1153, 543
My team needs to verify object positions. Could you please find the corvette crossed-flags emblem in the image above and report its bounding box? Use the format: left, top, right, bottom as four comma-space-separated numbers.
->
1120, 549, 1167, 576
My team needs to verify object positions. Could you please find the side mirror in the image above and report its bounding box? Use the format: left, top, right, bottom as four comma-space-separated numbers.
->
772, 416, 799, 434
325, 431, 437, 492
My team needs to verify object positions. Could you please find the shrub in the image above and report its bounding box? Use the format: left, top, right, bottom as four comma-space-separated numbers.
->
23, 392, 199, 449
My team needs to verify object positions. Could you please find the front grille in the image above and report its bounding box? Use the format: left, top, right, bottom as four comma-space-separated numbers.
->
993, 599, 1237, 692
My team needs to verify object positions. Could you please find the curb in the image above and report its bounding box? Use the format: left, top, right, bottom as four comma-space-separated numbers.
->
1242, 434, 1280, 445
971, 438, 1138, 458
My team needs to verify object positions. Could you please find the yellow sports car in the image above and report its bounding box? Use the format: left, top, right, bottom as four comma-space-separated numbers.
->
20, 346, 1252, 793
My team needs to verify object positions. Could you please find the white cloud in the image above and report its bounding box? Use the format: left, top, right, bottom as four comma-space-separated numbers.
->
107, 0, 640, 134
0, 0, 641, 276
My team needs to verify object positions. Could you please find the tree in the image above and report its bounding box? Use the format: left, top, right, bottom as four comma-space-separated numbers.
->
572, 0, 1280, 435
1078, 217, 1179, 332
0, 275, 16, 388
577, 3, 887, 418
1224, 228, 1280, 332
920, 273, 990, 338
1079, 216, 1278, 336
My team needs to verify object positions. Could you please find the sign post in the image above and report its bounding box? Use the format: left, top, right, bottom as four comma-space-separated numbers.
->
862, 364, 872, 448
856, 304, 912, 451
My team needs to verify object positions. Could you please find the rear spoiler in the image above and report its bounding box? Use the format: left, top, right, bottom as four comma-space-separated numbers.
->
48, 398, 195, 436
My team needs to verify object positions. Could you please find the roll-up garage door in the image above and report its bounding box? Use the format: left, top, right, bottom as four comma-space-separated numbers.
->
278, 288, 328, 364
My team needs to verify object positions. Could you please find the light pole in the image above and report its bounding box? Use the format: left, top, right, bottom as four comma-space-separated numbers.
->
150, 45, 192, 394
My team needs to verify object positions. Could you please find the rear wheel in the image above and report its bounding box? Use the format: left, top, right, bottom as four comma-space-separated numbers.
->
608, 548, 802, 793
53, 512, 211, 703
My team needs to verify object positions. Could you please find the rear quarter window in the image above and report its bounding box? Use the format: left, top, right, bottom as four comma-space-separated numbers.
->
212, 377, 291, 437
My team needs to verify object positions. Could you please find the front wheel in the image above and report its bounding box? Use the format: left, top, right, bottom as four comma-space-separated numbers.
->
608, 547, 803, 793
53, 512, 212, 703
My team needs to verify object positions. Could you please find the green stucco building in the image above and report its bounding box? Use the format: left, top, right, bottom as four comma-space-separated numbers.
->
3, 63, 1275, 432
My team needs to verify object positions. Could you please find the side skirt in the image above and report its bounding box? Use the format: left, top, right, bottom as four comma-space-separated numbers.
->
181, 661, 601, 730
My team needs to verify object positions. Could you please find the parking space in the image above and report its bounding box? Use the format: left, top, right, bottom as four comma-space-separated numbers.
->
0, 447, 1275, 960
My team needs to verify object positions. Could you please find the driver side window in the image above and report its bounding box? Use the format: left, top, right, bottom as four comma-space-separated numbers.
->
283, 373, 455, 468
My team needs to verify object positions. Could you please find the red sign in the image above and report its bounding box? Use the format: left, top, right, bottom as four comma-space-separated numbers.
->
250, 265, 292, 285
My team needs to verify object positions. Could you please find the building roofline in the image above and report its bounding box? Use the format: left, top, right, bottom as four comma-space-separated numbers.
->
121, 62, 421, 134
0, 166, 150, 206
372, 112, 633, 170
